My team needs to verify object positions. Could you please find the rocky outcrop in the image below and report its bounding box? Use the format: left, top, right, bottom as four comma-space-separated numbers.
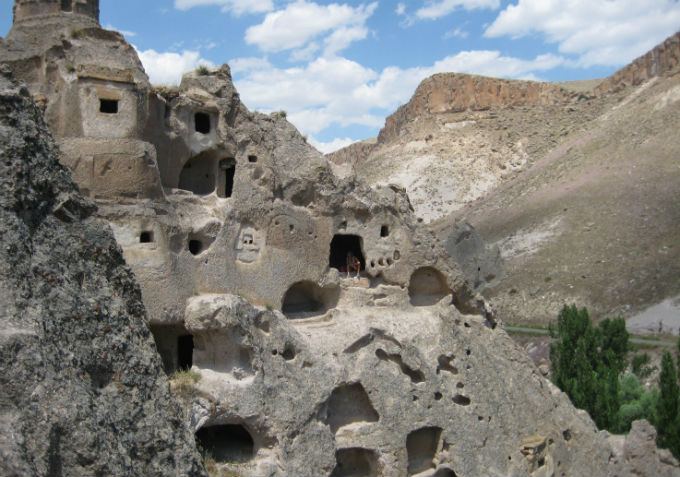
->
0, 67, 206, 476
177, 290, 637, 476
606, 420, 680, 477
595, 31, 680, 95
2, 2, 676, 476
378, 73, 577, 144
444, 221, 505, 292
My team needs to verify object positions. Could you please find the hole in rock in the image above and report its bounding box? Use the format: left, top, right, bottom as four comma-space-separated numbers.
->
407, 427, 442, 475
452, 394, 471, 406
179, 155, 216, 195
436, 355, 458, 375
178, 335, 194, 371
139, 231, 154, 243
375, 349, 425, 383
220, 159, 235, 198
323, 383, 379, 434
434, 392, 443, 400
248, 155, 257, 163
330, 448, 378, 477
408, 267, 452, 306
194, 112, 210, 134
329, 234, 365, 274
85, 363, 113, 389
380, 225, 389, 237
282, 281, 339, 319
195, 424, 254, 464
188, 239, 203, 255
99, 99, 118, 114
434, 468, 458, 477
61, 0, 73, 11
150, 325, 193, 374
282, 347, 295, 361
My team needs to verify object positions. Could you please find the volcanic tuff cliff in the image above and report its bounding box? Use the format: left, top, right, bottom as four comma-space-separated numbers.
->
2, 1, 679, 476
0, 66, 206, 477
331, 31, 680, 326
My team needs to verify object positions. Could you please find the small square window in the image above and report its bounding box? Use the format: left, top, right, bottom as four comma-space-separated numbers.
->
100, 99, 118, 114
380, 225, 389, 237
248, 155, 257, 163
140, 231, 154, 243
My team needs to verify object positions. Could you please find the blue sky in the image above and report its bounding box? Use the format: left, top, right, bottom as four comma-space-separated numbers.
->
2, 0, 680, 152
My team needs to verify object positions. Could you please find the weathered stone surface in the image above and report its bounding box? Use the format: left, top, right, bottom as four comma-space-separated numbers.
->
444, 221, 505, 292
2, 2, 677, 476
605, 420, 680, 477
0, 68, 206, 476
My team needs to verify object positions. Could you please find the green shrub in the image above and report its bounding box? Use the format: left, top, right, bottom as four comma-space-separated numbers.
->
196, 64, 210, 75
631, 353, 657, 378
274, 110, 287, 119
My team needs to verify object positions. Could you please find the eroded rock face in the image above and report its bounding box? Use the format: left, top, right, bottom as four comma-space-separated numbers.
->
172, 290, 639, 476
595, 31, 680, 95
1, 2, 674, 476
0, 68, 206, 476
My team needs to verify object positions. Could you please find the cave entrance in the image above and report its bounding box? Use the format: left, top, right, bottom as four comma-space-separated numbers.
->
281, 281, 339, 319
150, 325, 193, 374
178, 335, 194, 371
329, 234, 365, 274
61, 0, 72, 12
179, 155, 216, 196
219, 158, 235, 198
195, 424, 254, 463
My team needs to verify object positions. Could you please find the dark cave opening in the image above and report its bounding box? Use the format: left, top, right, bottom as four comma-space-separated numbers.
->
195, 424, 254, 463
329, 234, 365, 273
177, 334, 194, 371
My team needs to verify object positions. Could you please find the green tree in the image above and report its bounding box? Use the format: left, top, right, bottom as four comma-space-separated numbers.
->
657, 350, 680, 456
550, 305, 628, 431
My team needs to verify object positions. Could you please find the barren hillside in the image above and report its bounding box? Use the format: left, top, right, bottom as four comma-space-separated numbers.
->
330, 32, 680, 325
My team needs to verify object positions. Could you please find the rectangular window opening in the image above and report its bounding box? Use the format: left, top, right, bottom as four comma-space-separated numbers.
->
195, 112, 211, 134
140, 231, 154, 243
100, 99, 118, 114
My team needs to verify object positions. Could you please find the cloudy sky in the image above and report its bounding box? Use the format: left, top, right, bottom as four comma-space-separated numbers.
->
2, 1, 680, 152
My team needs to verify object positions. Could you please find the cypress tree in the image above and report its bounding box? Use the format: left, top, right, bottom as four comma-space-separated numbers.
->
657, 350, 679, 456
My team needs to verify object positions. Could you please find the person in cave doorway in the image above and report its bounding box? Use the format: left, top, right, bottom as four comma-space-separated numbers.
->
346, 252, 361, 278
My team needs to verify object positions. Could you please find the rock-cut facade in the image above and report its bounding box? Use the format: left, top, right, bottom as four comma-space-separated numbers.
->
1, 2, 675, 476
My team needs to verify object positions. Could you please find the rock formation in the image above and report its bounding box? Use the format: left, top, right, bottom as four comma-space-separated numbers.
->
2, 2, 678, 476
0, 66, 206, 477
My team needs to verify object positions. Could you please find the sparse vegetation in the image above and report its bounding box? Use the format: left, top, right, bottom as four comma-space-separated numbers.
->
273, 110, 287, 119
69, 28, 83, 39
196, 64, 210, 75
66, 62, 76, 73
169, 368, 201, 394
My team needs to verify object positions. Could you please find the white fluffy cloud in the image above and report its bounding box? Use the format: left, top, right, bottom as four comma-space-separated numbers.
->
485, 0, 680, 67
232, 49, 564, 150
308, 136, 356, 154
174, 0, 273, 15
136, 48, 214, 85
416, 0, 500, 19
245, 1, 378, 55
